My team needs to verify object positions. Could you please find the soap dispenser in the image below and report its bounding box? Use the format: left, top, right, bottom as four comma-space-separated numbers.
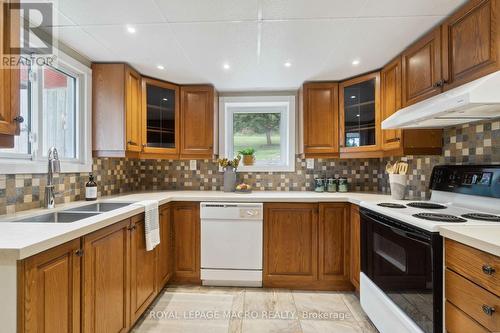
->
85, 173, 98, 201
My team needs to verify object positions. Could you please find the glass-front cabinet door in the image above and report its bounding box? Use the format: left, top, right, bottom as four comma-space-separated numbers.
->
339, 72, 380, 154
141, 78, 179, 156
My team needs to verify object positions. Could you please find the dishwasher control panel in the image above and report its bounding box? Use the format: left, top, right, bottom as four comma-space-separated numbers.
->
200, 202, 263, 220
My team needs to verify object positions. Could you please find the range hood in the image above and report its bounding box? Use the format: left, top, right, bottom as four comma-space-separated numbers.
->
382, 71, 500, 129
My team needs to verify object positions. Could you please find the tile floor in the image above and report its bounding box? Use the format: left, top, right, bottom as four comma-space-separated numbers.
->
132, 286, 379, 333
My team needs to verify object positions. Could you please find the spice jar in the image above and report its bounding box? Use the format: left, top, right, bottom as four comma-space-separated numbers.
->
338, 177, 348, 192
327, 178, 337, 192
314, 178, 325, 192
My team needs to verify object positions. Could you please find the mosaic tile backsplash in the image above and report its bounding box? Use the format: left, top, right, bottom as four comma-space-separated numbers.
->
0, 120, 498, 215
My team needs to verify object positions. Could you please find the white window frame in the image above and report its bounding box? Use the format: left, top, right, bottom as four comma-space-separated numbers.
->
0, 48, 92, 174
219, 95, 296, 172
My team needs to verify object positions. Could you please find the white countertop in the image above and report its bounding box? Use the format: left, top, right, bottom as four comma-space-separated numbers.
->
0, 190, 388, 261
0, 190, 498, 261
439, 225, 500, 256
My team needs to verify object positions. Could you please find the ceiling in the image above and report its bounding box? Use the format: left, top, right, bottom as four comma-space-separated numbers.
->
33, 0, 467, 91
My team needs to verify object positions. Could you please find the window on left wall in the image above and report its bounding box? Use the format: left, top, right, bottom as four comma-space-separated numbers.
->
0, 52, 92, 174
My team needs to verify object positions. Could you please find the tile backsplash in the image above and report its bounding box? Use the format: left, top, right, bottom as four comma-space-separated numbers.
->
0, 120, 498, 215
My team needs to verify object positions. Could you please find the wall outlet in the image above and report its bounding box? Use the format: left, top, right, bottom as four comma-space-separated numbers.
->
189, 160, 197, 170
306, 158, 314, 169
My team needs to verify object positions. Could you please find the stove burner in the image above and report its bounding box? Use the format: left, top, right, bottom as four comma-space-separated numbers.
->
377, 203, 407, 209
407, 202, 447, 209
413, 213, 467, 223
461, 213, 500, 222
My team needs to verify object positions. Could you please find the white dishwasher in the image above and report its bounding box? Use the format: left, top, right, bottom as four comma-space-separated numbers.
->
200, 202, 263, 287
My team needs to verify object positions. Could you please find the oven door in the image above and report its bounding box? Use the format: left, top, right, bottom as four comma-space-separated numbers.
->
360, 208, 442, 333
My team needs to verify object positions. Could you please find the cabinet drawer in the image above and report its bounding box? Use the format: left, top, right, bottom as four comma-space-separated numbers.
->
445, 301, 489, 333
446, 269, 499, 332
445, 239, 499, 295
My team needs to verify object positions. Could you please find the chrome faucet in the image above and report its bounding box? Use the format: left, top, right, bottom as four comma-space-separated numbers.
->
45, 147, 61, 209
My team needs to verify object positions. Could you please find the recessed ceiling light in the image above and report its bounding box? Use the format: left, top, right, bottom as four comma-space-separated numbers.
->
350, 95, 356, 99
126, 25, 136, 34
157, 65, 165, 70
223, 63, 230, 70
352, 59, 360, 66
356, 114, 360, 117
162, 98, 168, 101
284, 61, 292, 68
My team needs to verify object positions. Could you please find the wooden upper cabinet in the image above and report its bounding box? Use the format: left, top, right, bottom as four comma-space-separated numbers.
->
130, 214, 157, 323
381, 57, 403, 151
0, 1, 20, 147
82, 219, 131, 333
157, 204, 173, 290
381, 57, 443, 155
180, 85, 216, 159
442, 0, 500, 90
141, 77, 180, 158
125, 67, 142, 152
401, 27, 443, 107
92, 63, 142, 157
172, 202, 200, 284
302, 82, 339, 157
339, 72, 381, 156
263, 203, 318, 288
18, 239, 81, 333
318, 203, 352, 290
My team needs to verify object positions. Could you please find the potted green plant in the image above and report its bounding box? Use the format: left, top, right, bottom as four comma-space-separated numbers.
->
238, 148, 256, 166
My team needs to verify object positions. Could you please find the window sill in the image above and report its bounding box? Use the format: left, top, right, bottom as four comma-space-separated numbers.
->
237, 164, 295, 173
0, 159, 92, 175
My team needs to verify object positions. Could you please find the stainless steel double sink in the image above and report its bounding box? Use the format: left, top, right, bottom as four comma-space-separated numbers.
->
8, 202, 133, 223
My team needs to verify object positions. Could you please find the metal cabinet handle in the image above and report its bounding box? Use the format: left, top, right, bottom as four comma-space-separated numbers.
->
433, 80, 448, 88
127, 225, 137, 231
482, 305, 496, 316
75, 249, 84, 257
13, 116, 24, 123
482, 265, 496, 275
127, 140, 137, 146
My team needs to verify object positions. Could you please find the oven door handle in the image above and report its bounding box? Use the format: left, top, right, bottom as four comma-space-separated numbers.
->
362, 211, 431, 245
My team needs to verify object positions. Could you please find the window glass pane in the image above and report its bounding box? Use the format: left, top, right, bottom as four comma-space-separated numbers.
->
42, 66, 77, 159
0, 62, 31, 155
232, 112, 282, 164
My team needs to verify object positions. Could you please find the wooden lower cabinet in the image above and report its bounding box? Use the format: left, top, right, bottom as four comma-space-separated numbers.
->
172, 202, 200, 284
263, 203, 319, 288
18, 239, 81, 333
318, 203, 352, 290
263, 202, 353, 291
157, 204, 173, 290
349, 204, 361, 290
130, 214, 157, 323
82, 219, 131, 333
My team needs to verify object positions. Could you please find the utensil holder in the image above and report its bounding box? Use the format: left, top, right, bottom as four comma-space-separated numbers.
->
389, 174, 408, 200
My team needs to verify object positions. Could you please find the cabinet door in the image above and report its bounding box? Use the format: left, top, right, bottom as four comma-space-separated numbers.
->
442, 0, 500, 90
83, 219, 130, 333
318, 203, 352, 290
157, 204, 173, 290
263, 203, 318, 288
0, 1, 20, 143
402, 27, 442, 107
381, 57, 403, 151
19, 239, 81, 333
125, 67, 142, 152
172, 202, 200, 284
303, 83, 339, 156
141, 77, 180, 157
180, 86, 215, 159
339, 72, 381, 154
130, 214, 157, 323
349, 205, 361, 290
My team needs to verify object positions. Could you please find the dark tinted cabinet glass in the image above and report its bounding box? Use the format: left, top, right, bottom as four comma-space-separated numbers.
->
145, 84, 176, 149
343, 79, 376, 148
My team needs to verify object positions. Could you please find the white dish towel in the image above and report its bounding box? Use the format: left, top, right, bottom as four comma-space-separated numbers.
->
133, 200, 160, 251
